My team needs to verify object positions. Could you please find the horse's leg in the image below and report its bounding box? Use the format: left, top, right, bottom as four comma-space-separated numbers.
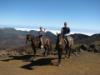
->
44, 48, 46, 56
43, 45, 50, 56
64, 45, 69, 59
29, 47, 36, 61
67, 46, 71, 58
43, 46, 46, 56
65, 47, 68, 58
47, 46, 51, 55
57, 48, 62, 66
64, 49, 67, 60
34, 48, 36, 57
32, 47, 36, 57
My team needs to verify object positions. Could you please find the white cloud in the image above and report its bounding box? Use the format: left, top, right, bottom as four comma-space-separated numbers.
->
15, 27, 96, 36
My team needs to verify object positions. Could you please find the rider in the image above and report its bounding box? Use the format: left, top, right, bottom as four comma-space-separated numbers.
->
55, 22, 70, 50
61, 22, 70, 44
38, 27, 46, 48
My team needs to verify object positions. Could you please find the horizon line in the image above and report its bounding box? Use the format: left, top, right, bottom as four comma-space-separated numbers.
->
0, 27, 99, 36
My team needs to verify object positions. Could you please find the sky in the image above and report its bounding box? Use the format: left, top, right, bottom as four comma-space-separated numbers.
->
0, 0, 100, 35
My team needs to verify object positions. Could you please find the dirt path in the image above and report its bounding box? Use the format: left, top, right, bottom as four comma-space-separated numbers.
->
0, 52, 100, 75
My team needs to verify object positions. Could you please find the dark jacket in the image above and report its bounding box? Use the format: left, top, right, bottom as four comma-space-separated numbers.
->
61, 27, 70, 35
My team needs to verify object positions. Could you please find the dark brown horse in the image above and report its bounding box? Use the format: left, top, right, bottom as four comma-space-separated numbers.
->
26, 34, 52, 56
56, 34, 74, 65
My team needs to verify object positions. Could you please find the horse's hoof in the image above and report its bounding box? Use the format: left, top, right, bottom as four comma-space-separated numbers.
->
56, 63, 62, 67
57, 64, 62, 67
64, 58, 67, 60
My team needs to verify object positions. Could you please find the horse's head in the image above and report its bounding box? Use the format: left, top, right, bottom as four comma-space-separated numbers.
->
57, 34, 74, 49
56, 34, 65, 48
26, 34, 34, 44
57, 33, 60, 39
39, 36, 49, 45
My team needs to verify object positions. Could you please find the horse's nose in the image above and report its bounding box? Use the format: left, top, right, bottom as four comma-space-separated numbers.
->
59, 42, 62, 45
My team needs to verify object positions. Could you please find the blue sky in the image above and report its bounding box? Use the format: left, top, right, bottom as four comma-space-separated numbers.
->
0, 0, 100, 35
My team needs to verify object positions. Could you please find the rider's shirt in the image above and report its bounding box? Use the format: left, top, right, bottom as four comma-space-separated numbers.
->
39, 31, 45, 37
61, 27, 70, 36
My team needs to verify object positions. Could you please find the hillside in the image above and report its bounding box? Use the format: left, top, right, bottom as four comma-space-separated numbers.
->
0, 28, 57, 49
0, 28, 100, 50
71, 33, 100, 45
0, 28, 28, 49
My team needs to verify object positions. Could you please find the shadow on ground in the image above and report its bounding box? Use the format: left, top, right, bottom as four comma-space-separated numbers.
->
0, 55, 57, 70
21, 58, 55, 70
0, 54, 45, 62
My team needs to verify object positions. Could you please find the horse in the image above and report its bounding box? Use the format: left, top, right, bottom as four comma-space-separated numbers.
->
56, 34, 74, 65
26, 34, 52, 57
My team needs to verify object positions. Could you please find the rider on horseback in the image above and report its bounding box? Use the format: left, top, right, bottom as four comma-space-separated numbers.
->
38, 27, 46, 49
55, 22, 70, 49
61, 22, 70, 44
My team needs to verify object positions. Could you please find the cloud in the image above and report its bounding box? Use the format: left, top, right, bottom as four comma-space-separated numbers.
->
15, 27, 98, 36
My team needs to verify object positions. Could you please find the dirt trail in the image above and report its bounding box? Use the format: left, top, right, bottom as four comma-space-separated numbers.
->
0, 52, 100, 75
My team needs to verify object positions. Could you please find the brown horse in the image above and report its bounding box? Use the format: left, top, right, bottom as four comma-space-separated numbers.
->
26, 34, 52, 56
56, 34, 74, 65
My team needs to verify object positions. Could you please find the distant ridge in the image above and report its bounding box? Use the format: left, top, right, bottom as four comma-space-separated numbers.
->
0, 28, 100, 50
